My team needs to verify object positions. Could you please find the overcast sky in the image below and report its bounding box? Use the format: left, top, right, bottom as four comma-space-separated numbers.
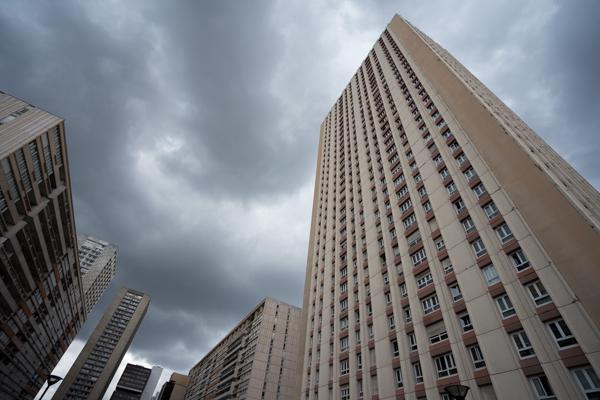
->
1, 0, 598, 398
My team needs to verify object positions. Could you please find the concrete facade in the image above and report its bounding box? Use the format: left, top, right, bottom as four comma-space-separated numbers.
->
300, 15, 600, 400
53, 287, 150, 399
78, 234, 118, 314
110, 363, 162, 400
184, 298, 302, 400
157, 373, 189, 400
0, 91, 85, 399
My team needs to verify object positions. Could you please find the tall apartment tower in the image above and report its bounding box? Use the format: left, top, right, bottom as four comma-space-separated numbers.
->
184, 298, 302, 400
300, 15, 600, 400
78, 234, 118, 313
53, 287, 150, 399
110, 363, 163, 400
0, 92, 85, 399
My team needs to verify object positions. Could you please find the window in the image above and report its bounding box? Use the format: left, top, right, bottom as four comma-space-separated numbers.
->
419, 186, 427, 198
422, 293, 440, 314
416, 272, 433, 289
529, 375, 556, 399
572, 366, 600, 399
495, 294, 516, 319
453, 198, 466, 214
394, 367, 403, 388
368, 324, 374, 338
385, 291, 392, 305
526, 280, 552, 306
440, 167, 449, 179
411, 248, 427, 266
391, 339, 400, 357
482, 264, 500, 286
463, 167, 477, 181
403, 213, 417, 228
471, 238, 487, 258
429, 330, 448, 344
433, 154, 443, 165
547, 319, 578, 348
341, 384, 350, 400
407, 230, 422, 247
400, 198, 413, 212
340, 298, 348, 311
435, 237, 445, 251
458, 311, 473, 332
340, 282, 348, 293
388, 314, 396, 330
449, 283, 463, 301
468, 344, 486, 369
340, 336, 349, 351
413, 361, 423, 383
446, 181, 457, 194
462, 217, 475, 233
441, 257, 453, 273
511, 330, 535, 358
495, 223, 514, 243
408, 332, 418, 351
456, 153, 467, 165
356, 352, 362, 369
434, 352, 457, 377
383, 272, 389, 285
509, 248, 530, 271
414, 174, 422, 183
367, 303, 373, 316
423, 201, 432, 213
483, 202, 499, 219
340, 359, 349, 375
340, 318, 348, 331
399, 283, 408, 298
403, 306, 412, 322
472, 183, 487, 198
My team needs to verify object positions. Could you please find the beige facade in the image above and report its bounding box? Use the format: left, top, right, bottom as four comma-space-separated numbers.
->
78, 234, 118, 314
53, 287, 150, 399
300, 15, 600, 400
0, 91, 85, 399
184, 298, 302, 400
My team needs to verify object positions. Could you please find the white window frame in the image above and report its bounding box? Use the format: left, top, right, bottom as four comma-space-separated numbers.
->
403, 306, 412, 322
571, 366, 600, 399
529, 375, 556, 400
495, 223, 514, 243
422, 293, 440, 314
411, 248, 427, 266
341, 384, 350, 400
547, 319, 578, 349
509, 248, 530, 271
399, 282, 408, 298
495, 294, 516, 319
471, 238, 487, 258
482, 264, 500, 286
449, 283, 463, 301
483, 201, 499, 219
526, 280, 552, 307
340, 336, 349, 351
416, 272, 433, 289
408, 332, 418, 351
468, 344, 486, 369
462, 217, 475, 233
413, 361, 423, 383
458, 311, 473, 332
394, 367, 403, 388
434, 352, 457, 378
446, 182, 457, 194
340, 358, 349, 375
472, 183, 487, 198
511, 330, 535, 359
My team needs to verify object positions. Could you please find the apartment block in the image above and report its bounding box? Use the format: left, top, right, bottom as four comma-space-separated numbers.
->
184, 298, 302, 400
53, 287, 150, 399
300, 15, 600, 400
110, 363, 162, 400
78, 234, 118, 314
0, 91, 85, 399
157, 373, 189, 400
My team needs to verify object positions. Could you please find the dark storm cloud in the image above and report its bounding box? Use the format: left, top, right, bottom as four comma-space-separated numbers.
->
1, 1, 599, 396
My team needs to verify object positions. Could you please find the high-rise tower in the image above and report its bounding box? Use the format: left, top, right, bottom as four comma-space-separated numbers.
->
300, 15, 600, 400
78, 234, 118, 313
184, 298, 302, 400
53, 287, 150, 399
0, 91, 85, 399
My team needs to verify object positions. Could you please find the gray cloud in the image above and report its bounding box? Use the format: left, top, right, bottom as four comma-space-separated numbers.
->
1, 1, 598, 398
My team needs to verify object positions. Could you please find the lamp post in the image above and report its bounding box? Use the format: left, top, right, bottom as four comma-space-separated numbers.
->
444, 384, 470, 400
39, 374, 62, 400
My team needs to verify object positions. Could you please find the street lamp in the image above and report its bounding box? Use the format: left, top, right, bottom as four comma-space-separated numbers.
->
444, 384, 470, 400
39, 374, 62, 399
